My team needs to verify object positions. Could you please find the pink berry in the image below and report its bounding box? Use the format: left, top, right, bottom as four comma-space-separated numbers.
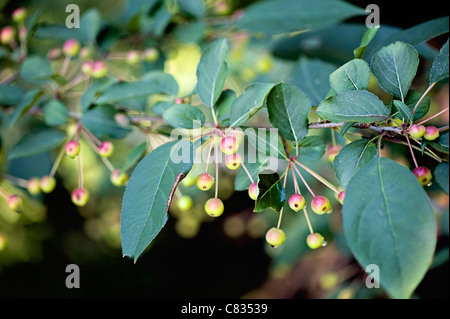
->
311, 195, 332, 215
337, 190, 346, 205
327, 145, 342, 163
204, 198, 224, 217
220, 136, 239, 155
224, 153, 242, 170
39, 176, 56, 193
7, 194, 22, 212
424, 126, 439, 141
306, 233, 325, 249
196, 172, 215, 191
248, 182, 258, 200
65, 140, 81, 158
408, 124, 426, 139
110, 170, 128, 186
71, 188, 90, 207
265, 227, 286, 247
0, 26, 15, 44
412, 166, 432, 186
91, 61, 108, 78
288, 194, 306, 212
12, 7, 27, 22
98, 141, 114, 158
62, 38, 80, 57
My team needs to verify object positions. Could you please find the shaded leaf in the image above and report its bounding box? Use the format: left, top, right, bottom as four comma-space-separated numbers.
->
254, 173, 285, 213
329, 58, 370, 94
162, 104, 205, 129
429, 38, 449, 84
8, 129, 66, 160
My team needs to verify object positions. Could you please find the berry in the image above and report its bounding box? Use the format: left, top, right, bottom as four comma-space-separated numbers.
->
126, 50, 140, 65
288, 194, 306, 212
81, 61, 93, 75
225, 153, 242, 170
79, 47, 93, 60
337, 190, 346, 205
177, 195, 193, 211
408, 124, 426, 139
71, 188, 90, 207
39, 176, 56, 193
27, 178, 41, 195
0, 26, 15, 44
220, 136, 239, 155
327, 145, 342, 163
62, 38, 80, 57
311, 195, 332, 215
181, 174, 196, 187
91, 61, 108, 78
98, 141, 114, 158
196, 172, 215, 191
110, 170, 128, 186
424, 126, 440, 141
306, 233, 325, 249
412, 166, 432, 186
204, 198, 224, 217
65, 140, 81, 158
389, 117, 403, 127
143, 47, 160, 62
12, 7, 27, 22
7, 194, 22, 212
265, 227, 286, 247
248, 182, 259, 200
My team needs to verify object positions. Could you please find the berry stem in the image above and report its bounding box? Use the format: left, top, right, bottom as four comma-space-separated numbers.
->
417, 107, 449, 126
0, 186, 11, 199
290, 164, 300, 194
205, 136, 215, 173
77, 147, 84, 189
81, 130, 116, 172
291, 163, 316, 198
276, 163, 291, 229
214, 139, 219, 199
292, 159, 340, 194
49, 141, 67, 178
0, 173, 29, 188
405, 134, 419, 168
303, 208, 314, 235
81, 127, 102, 146
240, 161, 254, 184
61, 55, 71, 76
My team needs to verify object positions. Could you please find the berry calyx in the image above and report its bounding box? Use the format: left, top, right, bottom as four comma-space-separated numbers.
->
412, 166, 432, 186
423, 126, 440, 141
7, 194, 22, 212
248, 182, 259, 200
71, 188, 90, 207
327, 145, 342, 163
220, 136, 239, 155
39, 176, 56, 193
110, 170, 128, 186
265, 227, 286, 247
408, 124, 426, 139
306, 233, 325, 249
62, 38, 80, 57
91, 61, 108, 78
65, 140, 81, 158
98, 141, 114, 158
288, 193, 306, 212
225, 153, 242, 170
27, 178, 41, 195
311, 195, 332, 215
196, 172, 215, 191
204, 198, 224, 217
177, 195, 193, 212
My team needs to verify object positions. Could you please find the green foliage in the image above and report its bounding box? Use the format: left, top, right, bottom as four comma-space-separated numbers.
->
254, 173, 286, 213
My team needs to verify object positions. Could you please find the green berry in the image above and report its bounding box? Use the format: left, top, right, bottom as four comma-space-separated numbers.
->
288, 193, 306, 212
40, 176, 56, 193
265, 227, 286, 247
126, 50, 141, 65
412, 166, 432, 186
204, 198, 224, 217
62, 39, 80, 57
225, 153, 242, 170
311, 195, 332, 215
110, 170, 128, 186
306, 233, 325, 249
143, 47, 160, 62
177, 195, 193, 211
12, 7, 27, 23
91, 61, 108, 78
408, 124, 426, 139
196, 172, 215, 191
27, 178, 41, 195
7, 194, 22, 212
424, 126, 439, 141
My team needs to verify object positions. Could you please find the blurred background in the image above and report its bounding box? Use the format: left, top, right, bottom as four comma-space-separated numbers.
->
0, 0, 448, 298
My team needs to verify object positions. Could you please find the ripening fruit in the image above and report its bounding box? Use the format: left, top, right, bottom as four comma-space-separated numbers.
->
327, 145, 342, 163
265, 227, 286, 247
65, 140, 81, 158
71, 188, 90, 207
204, 198, 224, 217
288, 194, 306, 212
7, 194, 22, 212
143, 47, 160, 62
39, 176, 56, 193
81, 61, 93, 75
62, 38, 80, 57
126, 50, 140, 65
181, 174, 196, 187
225, 153, 242, 170
389, 117, 403, 127
177, 195, 193, 211
0, 26, 15, 44
91, 61, 108, 78
337, 190, 346, 205
12, 7, 27, 22
248, 182, 258, 200
311, 195, 332, 215
306, 233, 325, 249
196, 172, 215, 191
98, 141, 114, 158
408, 124, 426, 139
412, 166, 432, 186
110, 170, 128, 186
424, 126, 440, 141
220, 136, 239, 155
27, 177, 41, 195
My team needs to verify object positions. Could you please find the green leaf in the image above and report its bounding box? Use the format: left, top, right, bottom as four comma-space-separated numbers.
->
229, 82, 275, 127
342, 157, 436, 298
430, 132, 449, 154
434, 162, 449, 194
371, 42, 419, 101
246, 128, 288, 160
254, 173, 286, 213
354, 27, 379, 59
333, 139, 377, 189
121, 140, 194, 262
234, 157, 269, 191
329, 59, 370, 94
80, 9, 101, 43
81, 105, 132, 139
162, 104, 205, 129
405, 90, 430, 120
392, 100, 413, 123
237, 0, 364, 35
267, 83, 312, 142
288, 57, 336, 106
176, 0, 205, 18
8, 129, 66, 160
214, 89, 236, 124
429, 38, 449, 85
20, 56, 52, 84
81, 76, 117, 111
9, 88, 43, 128
292, 135, 327, 162
317, 90, 390, 123
121, 142, 148, 172
43, 100, 69, 126
196, 38, 229, 108
0, 85, 24, 105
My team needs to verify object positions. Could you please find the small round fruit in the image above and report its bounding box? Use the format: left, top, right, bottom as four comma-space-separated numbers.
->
181, 174, 196, 187
91, 61, 108, 78
337, 190, 346, 205
126, 50, 140, 65
196, 172, 215, 191
12, 7, 27, 22
98, 141, 114, 158
248, 182, 259, 200
204, 198, 224, 217
62, 38, 80, 57
143, 47, 160, 62
0, 26, 15, 44
65, 140, 80, 158
71, 188, 90, 207
327, 145, 342, 163
288, 194, 306, 212
110, 170, 128, 186
306, 233, 325, 249
412, 166, 432, 186
408, 124, 426, 139
265, 227, 286, 247
7, 194, 22, 212
424, 126, 439, 141
27, 178, 41, 195
177, 195, 193, 211
81, 61, 93, 75
220, 136, 239, 155
311, 195, 332, 215
225, 153, 242, 170
40, 176, 56, 193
